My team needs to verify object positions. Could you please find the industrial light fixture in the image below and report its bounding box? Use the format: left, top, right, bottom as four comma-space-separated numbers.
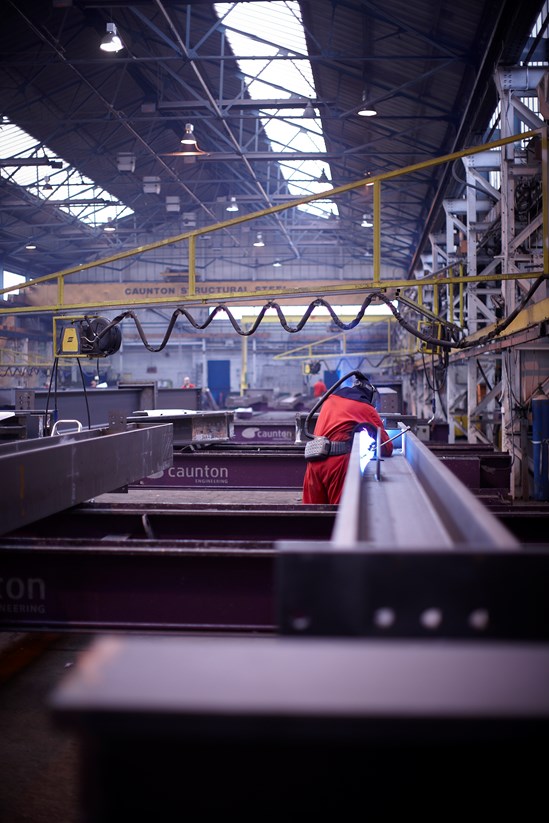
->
25, 242, 36, 250
180, 123, 197, 144
179, 123, 207, 156
117, 152, 136, 172
358, 90, 377, 117
273, 259, 282, 268
42, 176, 53, 191
361, 213, 373, 228
166, 195, 181, 213
103, 219, 116, 233
100, 22, 124, 53
226, 196, 239, 213
143, 176, 161, 194
253, 232, 265, 247
317, 169, 330, 185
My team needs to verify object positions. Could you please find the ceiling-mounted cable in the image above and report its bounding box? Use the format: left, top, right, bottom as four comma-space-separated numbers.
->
90, 271, 547, 357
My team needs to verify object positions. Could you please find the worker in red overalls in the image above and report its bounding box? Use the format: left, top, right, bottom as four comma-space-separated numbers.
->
302, 373, 393, 504
313, 378, 327, 397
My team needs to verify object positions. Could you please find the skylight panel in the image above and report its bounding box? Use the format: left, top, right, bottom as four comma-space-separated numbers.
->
0, 117, 133, 226
214, 1, 336, 218
1, 270, 24, 300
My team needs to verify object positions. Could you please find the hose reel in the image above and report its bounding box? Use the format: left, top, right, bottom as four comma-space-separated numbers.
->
55, 315, 122, 358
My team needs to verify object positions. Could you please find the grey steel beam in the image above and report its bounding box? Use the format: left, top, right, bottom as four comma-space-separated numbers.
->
128, 410, 234, 446
1, 424, 541, 636
14, 386, 159, 427
331, 430, 519, 549
3, 522, 547, 637
402, 432, 519, 548
276, 430, 526, 637
0, 423, 173, 536
49, 635, 549, 820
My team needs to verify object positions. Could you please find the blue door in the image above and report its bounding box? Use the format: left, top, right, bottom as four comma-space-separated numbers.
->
207, 360, 231, 406
324, 369, 339, 389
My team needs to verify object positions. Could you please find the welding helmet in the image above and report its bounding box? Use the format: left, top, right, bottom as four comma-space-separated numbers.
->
353, 372, 376, 405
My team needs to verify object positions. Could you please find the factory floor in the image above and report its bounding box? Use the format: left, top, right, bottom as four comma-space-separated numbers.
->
92, 486, 304, 506
0, 487, 302, 823
0, 631, 91, 823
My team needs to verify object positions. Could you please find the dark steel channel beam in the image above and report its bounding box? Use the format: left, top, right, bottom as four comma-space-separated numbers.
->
0, 498, 336, 632
432, 453, 512, 491
0, 423, 173, 536
232, 420, 297, 445
0, 543, 275, 633
49, 635, 549, 821
15, 387, 156, 427
481, 507, 549, 544
1, 427, 540, 636
131, 448, 306, 490
2, 538, 548, 638
275, 548, 549, 640
426, 442, 513, 491
5, 503, 336, 543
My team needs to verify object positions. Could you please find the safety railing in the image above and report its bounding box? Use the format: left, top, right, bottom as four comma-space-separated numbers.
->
0, 128, 545, 325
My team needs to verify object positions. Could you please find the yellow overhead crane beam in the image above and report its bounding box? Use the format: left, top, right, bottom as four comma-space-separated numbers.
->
456, 294, 549, 348
273, 329, 416, 363
0, 128, 545, 319
1, 271, 543, 317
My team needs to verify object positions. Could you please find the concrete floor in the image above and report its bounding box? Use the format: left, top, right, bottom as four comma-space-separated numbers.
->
0, 487, 305, 822
0, 632, 94, 823
0, 482, 309, 822
93, 487, 304, 506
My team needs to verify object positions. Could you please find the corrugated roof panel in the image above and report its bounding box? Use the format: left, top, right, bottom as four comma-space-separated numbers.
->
0, 0, 545, 277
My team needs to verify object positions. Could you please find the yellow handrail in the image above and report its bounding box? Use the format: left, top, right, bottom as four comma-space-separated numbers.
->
0, 128, 544, 317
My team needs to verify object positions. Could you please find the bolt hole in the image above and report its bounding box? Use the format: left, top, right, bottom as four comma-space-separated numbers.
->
373, 607, 396, 629
291, 615, 311, 632
468, 608, 489, 631
420, 608, 443, 630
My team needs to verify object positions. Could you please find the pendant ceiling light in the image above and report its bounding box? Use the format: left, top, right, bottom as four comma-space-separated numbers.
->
180, 123, 207, 156
358, 90, 377, 117
100, 22, 124, 53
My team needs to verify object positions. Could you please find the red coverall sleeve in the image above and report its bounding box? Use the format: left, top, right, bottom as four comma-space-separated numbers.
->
354, 406, 394, 457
